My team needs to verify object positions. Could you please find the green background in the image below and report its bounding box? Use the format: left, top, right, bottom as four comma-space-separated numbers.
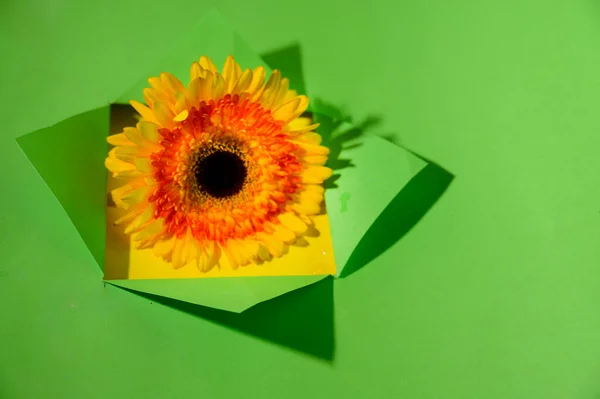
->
2, 0, 600, 398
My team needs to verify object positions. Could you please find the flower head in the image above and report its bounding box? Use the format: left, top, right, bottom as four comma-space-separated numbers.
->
105, 55, 332, 271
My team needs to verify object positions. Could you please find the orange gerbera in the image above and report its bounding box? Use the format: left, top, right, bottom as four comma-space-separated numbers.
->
105, 55, 332, 271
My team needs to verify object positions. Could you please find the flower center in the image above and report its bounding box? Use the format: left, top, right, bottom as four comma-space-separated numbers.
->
194, 150, 247, 199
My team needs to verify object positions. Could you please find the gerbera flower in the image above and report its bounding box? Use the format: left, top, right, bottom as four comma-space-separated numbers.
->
105, 55, 332, 271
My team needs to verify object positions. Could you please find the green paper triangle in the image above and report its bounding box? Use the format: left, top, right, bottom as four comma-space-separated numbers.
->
323, 131, 427, 276
16, 107, 110, 269
108, 275, 326, 313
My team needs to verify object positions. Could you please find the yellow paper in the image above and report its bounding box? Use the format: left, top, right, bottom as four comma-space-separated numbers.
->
104, 173, 337, 280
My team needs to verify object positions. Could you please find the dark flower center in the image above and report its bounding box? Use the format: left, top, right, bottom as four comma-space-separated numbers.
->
195, 150, 247, 198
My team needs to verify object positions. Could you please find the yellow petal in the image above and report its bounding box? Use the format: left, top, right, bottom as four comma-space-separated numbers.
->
112, 169, 142, 180
222, 241, 241, 269
107, 133, 134, 147
256, 243, 272, 262
278, 212, 308, 234
272, 96, 309, 124
110, 146, 140, 163
179, 228, 194, 266
121, 186, 149, 205
200, 241, 220, 272
259, 70, 282, 109
248, 66, 266, 98
135, 158, 153, 174
229, 239, 252, 267
173, 91, 187, 113
232, 69, 253, 94
211, 73, 225, 100
138, 121, 161, 143
153, 101, 175, 128
258, 233, 286, 257
301, 166, 333, 184
161, 72, 185, 94
222, 55, 242, 93
273, 78, 290, 108
130, 100, 157, 123
173, 110, 189, 122
105, 157, 135, 174
199, 55, 218, 73
171, 236, 186, 269
283, 88, 298, 103
188, 73, 214, 106
190, 62, 207, 81
143, 88, 163, 108
271, 97, 300, 122
114, 207, 143, 224
124, 206, 154, 234
123, 127, 146, 147
194, 241, 209, 272
298, 142, 330, 156
290, 95, 309, 119
148, 76, 168, 95
272, 223, 296, 243
238, 239, 261, 263
292, 186, 325, 210
154, 235, 176, 257
111, 185, 137, 208
303, 155, 328, 165
291, 132, 323, 145
134, 218, 165, 242
291, 201, 321, 215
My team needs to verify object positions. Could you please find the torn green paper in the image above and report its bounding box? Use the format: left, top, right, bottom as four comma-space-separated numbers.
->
15, 8, 428, 312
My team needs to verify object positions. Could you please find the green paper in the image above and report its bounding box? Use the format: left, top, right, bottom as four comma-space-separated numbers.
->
324, 131, 427, 275
15, 8, 422, 312
15, 104, 330, 312
108, 275, 325, 313
16, 107, 110, 269
5, 1, 600, 397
